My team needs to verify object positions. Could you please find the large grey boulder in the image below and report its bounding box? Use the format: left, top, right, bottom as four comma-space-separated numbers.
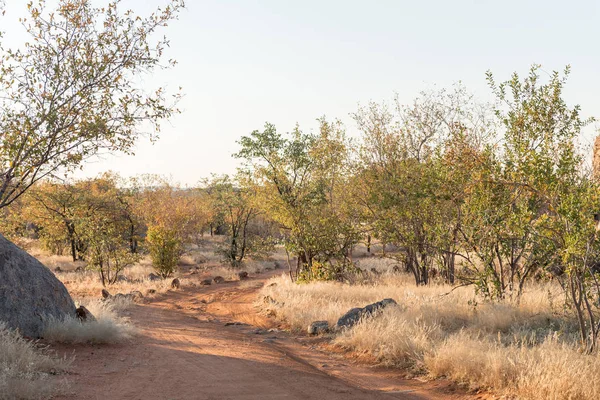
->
0, 234, 76, 337
335, 298, 397, 330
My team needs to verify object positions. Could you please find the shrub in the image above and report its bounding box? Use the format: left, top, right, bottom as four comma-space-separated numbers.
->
146, 226, 181, 278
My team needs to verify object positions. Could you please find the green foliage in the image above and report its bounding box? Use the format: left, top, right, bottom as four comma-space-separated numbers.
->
236, 118, 361, 281
80, 211, 141, 286
146, 226, 181, 278
135, 176, 210, 276
353, 85, 494, 285
205, 175, 275, 267
0, 0, 184, 209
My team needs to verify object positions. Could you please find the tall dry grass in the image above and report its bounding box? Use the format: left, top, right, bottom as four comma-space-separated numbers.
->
261, 265, 598, 400
43, 299, 137, 344
0, 322, 70, 400
55, 261, 174, 299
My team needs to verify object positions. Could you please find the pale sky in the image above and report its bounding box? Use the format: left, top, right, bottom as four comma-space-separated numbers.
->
3, 0, 600, 185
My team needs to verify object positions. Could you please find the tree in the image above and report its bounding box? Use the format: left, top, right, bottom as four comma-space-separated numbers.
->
236, 119, 360, 281
454, 66, 591, 300
136, 177, 206, 277
21, 174, 142, 284
0, 0, 184, 209
484, 65, 600, 349
205, 175, 275, 267
353, 86, 495, 285
24, 180, 87, 260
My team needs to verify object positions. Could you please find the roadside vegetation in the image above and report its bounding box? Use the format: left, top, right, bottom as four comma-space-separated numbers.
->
0, 1, 598, 399
2, 64, 600, 399
262, 266, 598, 399
2, 63, 598, 399
0, 322, 70, 400
43, 299, 137, 345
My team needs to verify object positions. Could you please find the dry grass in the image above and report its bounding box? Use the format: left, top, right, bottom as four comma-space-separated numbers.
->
42, 299, 137, 344
261, 266, 600, 400
0, 322, 70, 400
55, 261, 174, 300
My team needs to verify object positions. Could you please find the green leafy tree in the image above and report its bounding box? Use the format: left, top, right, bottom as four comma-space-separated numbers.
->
136, 177, 207, 277
0, 0, 184, 209
353, 86, 494, 285
236, 119, 359, 281
146, 225, 180, 278
205, 175, 274, 267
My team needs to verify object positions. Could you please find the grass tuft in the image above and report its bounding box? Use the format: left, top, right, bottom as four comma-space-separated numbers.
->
42, 300, 137, 344
0, 321, 70, 400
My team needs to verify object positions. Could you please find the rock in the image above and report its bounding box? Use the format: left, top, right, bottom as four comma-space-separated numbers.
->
101, 289, 111, 299
336, 307, 362, 329
171, 278, 181, 289
0, 234, 76, 337
148, 273, 161, 281
213, 276, 225, 284
75, 305, 96, 322
129, 291, 144, 301
112, 293, 130, 301
200, 279, 212, 286
335, 298, 397, 330
308, 320, 329, 335
237, 271, 249, 280
54, 266, 62, 273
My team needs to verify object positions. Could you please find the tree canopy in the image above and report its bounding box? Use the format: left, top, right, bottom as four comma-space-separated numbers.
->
0, 0, 184, 208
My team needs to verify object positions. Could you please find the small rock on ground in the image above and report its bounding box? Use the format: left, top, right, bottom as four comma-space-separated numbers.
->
308, 320, 329, 335
75, 305, 96, 322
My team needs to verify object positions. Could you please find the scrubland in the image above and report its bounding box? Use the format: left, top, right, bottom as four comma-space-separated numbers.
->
262, 258, 600, 400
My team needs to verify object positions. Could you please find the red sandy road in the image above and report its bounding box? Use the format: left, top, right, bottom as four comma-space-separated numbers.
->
52, 275, 475, 400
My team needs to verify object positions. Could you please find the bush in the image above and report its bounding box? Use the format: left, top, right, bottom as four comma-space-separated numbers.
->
146, 226, 181, 278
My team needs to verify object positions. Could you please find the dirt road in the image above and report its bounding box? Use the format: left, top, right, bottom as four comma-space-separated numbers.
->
53, 273, 473, 400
